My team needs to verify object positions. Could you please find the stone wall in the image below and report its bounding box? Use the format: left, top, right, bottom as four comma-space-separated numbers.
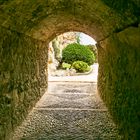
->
0, 27, 48, 140
0, 0, 138, 41
97, 26, 140, 140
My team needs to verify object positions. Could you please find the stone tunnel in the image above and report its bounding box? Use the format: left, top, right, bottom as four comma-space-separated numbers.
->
0, 0, 140, 139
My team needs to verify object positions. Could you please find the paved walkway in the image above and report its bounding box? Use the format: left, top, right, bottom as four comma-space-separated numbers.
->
48, 64, 98, 82
11, 64, 122, 140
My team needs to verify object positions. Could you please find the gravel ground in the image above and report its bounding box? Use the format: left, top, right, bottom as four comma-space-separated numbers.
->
11, 82, 122, 140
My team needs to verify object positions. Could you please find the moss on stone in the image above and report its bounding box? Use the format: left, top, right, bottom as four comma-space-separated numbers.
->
101, 0, 140, 17
98, 27, 140, 140
0, 0, 138, 40
0, 27, 48, 139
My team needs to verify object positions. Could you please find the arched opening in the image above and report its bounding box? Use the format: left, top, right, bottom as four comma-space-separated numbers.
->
48, 32, 97, 80
12, 31, 122, 139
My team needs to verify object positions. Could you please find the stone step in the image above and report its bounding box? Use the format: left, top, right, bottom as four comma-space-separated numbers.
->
11, 81, 121, 140
34, 107, 108, 111
19, 135, 120, 140
12, 109, 121, 140
35, 93, 106, 109
48, 82, 97, 94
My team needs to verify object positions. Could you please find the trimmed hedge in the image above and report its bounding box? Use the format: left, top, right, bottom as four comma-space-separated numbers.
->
62, 43, 95, 65
62, 62, 71, 69
72, 61, 90, 72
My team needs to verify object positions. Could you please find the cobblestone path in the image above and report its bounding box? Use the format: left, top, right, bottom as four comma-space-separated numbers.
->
12, 82, 121, 140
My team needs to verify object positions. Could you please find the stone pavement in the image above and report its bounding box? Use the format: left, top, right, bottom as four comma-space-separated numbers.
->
11, 81, 121, 140
48, 64, 98, 82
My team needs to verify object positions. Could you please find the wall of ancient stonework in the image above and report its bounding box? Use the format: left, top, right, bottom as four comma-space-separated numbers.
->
97, 26, 140, 140
0, 27, 48, 140
0, 0, 138, 41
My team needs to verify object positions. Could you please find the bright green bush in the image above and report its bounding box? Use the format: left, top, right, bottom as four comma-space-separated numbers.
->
62, 43, 95, 65
72, 61, 90, 72
62, 62, 71, 69
86, 45, 98, 62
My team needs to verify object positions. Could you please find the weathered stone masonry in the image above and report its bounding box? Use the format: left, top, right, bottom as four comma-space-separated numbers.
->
0, 27, 48, 140
0, 0, 140, 140
98, 26, 140, 140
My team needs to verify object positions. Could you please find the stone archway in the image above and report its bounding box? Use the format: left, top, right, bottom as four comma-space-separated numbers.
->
0, 0, 140, 139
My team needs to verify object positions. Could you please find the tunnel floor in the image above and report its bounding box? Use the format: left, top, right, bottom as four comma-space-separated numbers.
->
11, 82, 121, 140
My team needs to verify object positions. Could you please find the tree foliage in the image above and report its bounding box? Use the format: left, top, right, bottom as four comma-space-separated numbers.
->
62, 43, 95, 65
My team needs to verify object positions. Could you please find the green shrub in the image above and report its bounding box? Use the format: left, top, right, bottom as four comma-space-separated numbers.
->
62, 43, 95, 65
72, 61, 90, 72
86, 45, 98, 62
62, 62, 71, 69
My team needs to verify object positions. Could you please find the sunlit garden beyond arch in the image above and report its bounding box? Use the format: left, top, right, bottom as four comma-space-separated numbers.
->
48, 32, 97, 77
